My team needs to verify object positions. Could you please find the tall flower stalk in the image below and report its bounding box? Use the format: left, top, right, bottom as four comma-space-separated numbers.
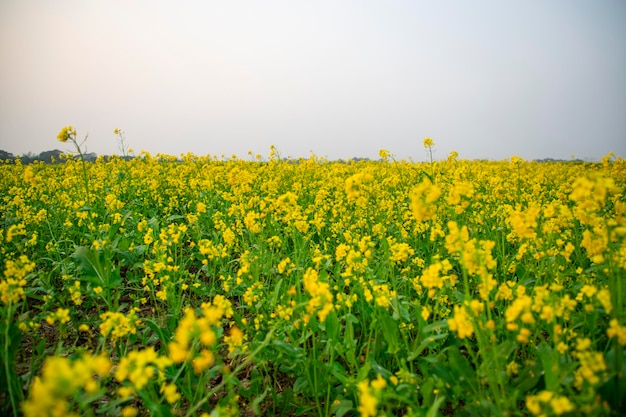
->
423, 137, 435, 179
57, 126, 91, 204
114, 128, 133, 160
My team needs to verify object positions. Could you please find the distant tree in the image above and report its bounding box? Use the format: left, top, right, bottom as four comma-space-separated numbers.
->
38, 149, 64, 163
84, 152, 98, 162
0, 150, 15, 161
20, 152, 37, 165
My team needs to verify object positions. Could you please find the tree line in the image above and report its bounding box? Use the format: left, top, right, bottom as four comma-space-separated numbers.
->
1, 149, 101, 164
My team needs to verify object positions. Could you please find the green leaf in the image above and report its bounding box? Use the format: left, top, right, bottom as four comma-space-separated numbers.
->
513, 360, 543, 393
330, 399, 354, 417
426, 395, 446, 417
330, 362, 350, 385
272, 340, 304, 363
73, 246, 102, 280
598, 351, 626, 412
421, 377, 435, 405
270, 278, 283, 306
116, 237, 130, 252
536, 342, 559, 391
391, 297, 411, 322
344, 314, 357, 366
251, 388, 270, 416
109, 268, 123, 287
144, 318, 172, 346
478, 339, 516, 379
369, 358, 392, 378
165, 214, 185, 222
293, 376, 309, 394
379, 311, 400, 354
408, 333, 449, 361
422, 319, 449, 334
357, 361, 372, 381
325, 310, 339, 342
295, 405, 316, 416
447, 346, 478, 393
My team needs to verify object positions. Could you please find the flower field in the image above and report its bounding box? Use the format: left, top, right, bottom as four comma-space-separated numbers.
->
1, 133, 625, 416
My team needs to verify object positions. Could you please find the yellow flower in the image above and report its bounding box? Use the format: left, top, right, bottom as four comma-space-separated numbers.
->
160, 383, 181, 404
121, 406, 138, 417
410, 177, 441, 222
607, 319, 626, 346
507, 205, 541, 240
516, 327, 532, 344
423, 137, 434, 148
56, 125, 75, 143
389, 242, 414, 263
370, 374, 387, 391
357, 379, 378, 417
302, 268, 334, 322
23, 166, 35, 184
168, 341, 189, 364
46, 308, 71, 325
192, 349, 215, 374
448, 305, 474, 339
224, 326, 245, 354
99, 309, 141, 343
1, 255, 35, 305
22, 353, 111, 417
550, 396, 574, 415
506, 361, 519, 376
345, 171, 373, 201
596, 288, 612, 314
115, 347, 171, 390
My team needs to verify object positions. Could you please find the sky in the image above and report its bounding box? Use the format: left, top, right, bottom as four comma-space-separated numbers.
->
1, 0, 625, 162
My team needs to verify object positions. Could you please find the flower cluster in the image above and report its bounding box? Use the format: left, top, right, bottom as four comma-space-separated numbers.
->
22, 354, 111, 417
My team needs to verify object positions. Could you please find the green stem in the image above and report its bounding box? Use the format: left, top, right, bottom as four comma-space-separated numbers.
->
169, 339, 199, 386
184, 328, 275, 417
311, 335, 322, 416
474, 320, 505, 410
608, 225, 623, 408
69, 136, 90, 205
461, 339, 483, 399
4, 301, 18, 416
324, 346, 335, 417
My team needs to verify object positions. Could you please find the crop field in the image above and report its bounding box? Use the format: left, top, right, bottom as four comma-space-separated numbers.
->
1, 132, 625, 416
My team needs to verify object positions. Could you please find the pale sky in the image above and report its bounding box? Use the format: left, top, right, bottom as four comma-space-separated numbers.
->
1, 0, 625, 161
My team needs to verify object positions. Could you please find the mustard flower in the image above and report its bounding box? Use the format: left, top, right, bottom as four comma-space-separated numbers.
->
409, 177, 441, 222
389, 242, 414, 263
115, 347, 171, 390
607, 319, 626, 346
1, 255, 35, 304
224, 326, 245, 354
448, 305, 474, 339
99, 309, 141, 343
357, 380, 378, 417
160, 383, 181, 404
46, 308, 71, 325
302, 268, 334, 323
56, 125, 76, 143
22, 353, 111, 417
